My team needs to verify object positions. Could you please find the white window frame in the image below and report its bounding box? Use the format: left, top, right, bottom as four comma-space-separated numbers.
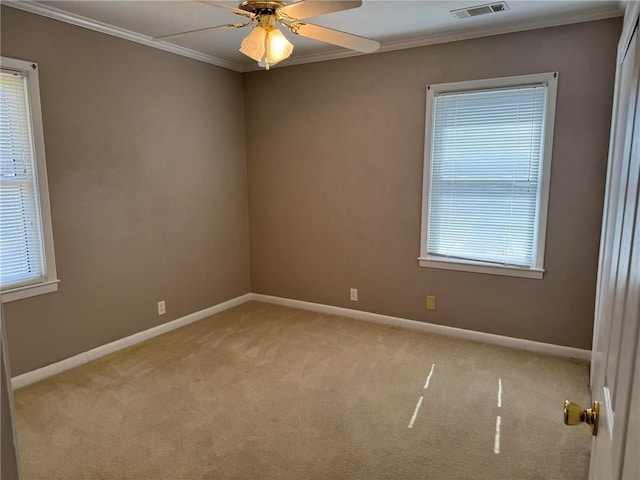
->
1, 57, 59, 302
418, 72, 558, 280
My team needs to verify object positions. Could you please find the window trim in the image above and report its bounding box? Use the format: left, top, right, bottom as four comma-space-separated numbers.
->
1, 56, 58, 302
418, 72, 558, 279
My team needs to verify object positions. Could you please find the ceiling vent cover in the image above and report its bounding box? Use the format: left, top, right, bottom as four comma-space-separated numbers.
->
451, 2, 509, 19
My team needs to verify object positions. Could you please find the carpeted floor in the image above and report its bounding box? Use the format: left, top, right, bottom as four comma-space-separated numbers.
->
14, 301, 591, 479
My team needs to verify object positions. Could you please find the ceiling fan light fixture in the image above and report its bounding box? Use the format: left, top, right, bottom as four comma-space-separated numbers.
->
239, 14, 293, 69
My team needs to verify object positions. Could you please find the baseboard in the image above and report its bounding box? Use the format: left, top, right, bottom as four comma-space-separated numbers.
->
250, 293, 592, 361
11, 293, 252, 390
12, 291, 591, 390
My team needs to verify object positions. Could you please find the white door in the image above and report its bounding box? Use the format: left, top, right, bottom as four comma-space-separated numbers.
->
1, 306, 22, 479
587, 2, 640, 479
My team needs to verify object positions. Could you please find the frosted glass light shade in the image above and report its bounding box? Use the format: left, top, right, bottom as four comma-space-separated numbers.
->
239, 26, 267, 62
265, 28, 294, 64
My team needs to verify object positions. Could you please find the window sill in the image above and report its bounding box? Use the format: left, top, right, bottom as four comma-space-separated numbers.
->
1, 279, 60, 303
418, 257, 544, 279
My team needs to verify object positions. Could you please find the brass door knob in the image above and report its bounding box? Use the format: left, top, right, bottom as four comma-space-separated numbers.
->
564, 400, 599, 436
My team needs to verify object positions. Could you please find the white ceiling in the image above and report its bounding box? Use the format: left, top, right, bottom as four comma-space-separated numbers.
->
9, 0, 623, 71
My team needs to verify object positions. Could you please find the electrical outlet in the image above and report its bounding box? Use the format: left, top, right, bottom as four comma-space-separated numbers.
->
426, 295, 436, 311
157, 300, 166, 315
350, 288, 358, 302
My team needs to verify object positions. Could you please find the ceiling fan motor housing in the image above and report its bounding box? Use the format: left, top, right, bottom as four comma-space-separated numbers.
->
239, 1, 286, 16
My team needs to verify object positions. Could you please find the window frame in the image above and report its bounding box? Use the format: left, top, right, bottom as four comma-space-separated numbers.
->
418, 72, 559, 280
1, 56, 58, 302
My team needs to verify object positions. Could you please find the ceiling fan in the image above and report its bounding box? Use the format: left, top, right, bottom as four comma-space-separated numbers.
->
153, 0, 380, 69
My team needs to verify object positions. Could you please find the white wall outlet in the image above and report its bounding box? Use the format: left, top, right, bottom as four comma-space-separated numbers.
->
350, 288, 358, 302
157, 300, 166, 315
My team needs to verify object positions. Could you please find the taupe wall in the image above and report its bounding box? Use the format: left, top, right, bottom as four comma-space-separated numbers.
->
0, 7, 621, 377
1, 7, 251, 376
245, 18, 621, 350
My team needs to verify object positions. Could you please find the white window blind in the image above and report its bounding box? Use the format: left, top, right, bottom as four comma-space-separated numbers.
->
0, 69, 46, 289
427, 84, 547, 268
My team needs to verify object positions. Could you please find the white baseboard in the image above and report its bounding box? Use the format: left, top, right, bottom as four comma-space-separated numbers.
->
11, 293, 252, 390
12, 291, 591, 390
250, 293, 592, 361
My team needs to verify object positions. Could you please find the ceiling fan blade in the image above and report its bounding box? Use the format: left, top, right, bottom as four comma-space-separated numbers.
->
195, 0, 255, 19
291, 23, 379, 53
280, 1, 362, 20
154, 23, 244, 41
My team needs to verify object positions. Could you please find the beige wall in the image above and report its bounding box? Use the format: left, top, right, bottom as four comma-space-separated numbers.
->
1, 7, 251, 376
245, 18, 621, 350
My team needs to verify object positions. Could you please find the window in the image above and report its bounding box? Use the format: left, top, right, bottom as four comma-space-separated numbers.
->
1, 57, 58, 302
419, 72, 558, 279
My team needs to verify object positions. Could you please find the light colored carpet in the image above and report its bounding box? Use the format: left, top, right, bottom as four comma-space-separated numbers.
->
14, 301, 591, 479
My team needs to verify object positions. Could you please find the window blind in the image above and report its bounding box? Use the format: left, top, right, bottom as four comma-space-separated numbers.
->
0, 70, 45, 289
427, 84, 547, 267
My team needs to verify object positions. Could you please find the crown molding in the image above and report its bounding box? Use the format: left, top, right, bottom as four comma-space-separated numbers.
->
3, 0, 245, 72
4, 0, 623, 73
377, 5, 624, 53
249, 3, 624, 71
